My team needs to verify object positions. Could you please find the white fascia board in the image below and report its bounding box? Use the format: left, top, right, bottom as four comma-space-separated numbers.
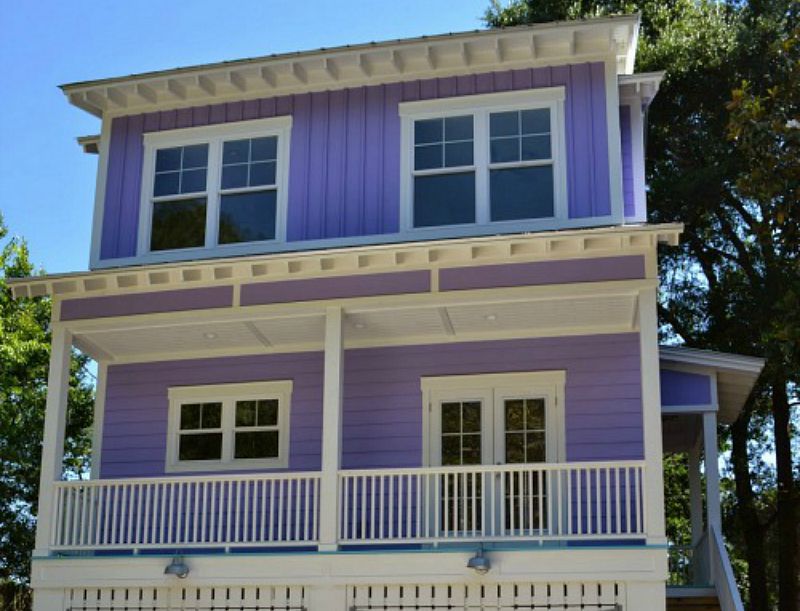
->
659, 345, 765, 376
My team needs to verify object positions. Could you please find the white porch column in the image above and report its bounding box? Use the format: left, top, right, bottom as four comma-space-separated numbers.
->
638, 288, 666, 543
318, 306, 344, 551
702, 410, 721, 536
33, 323, 73, 556
688, 437, 704, 546
90, 362, 108, 479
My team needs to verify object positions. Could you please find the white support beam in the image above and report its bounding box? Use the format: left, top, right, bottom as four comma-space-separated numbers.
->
318, 306, 344, 551
703, 410, 721, 536
638, 288, 666, 543
34, 324, 73, 556
688, 438, 704, 546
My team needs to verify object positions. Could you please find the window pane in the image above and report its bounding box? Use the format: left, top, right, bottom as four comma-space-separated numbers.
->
462, 402, 481, 433
490, 111, 519, 137
444, 142, 473, 167
525, 399, 545, 430
154, 171, 180, 197
201, 403, 222, 428
182, 144, 209, 169
413, 172, 475, 227
490, 137, 519, 164
221, 164, 248, 190
526, 432, 546, 462
521, 135, 551, 161
180, 404, 201, 430
521, 108, 550, 134
444, 115, 473, 141
461, 434, 481, 465
236, 400, 257, 427
179, 433, 222, 461
441, 402, 460, 434
156, 147, 182, 172
505, 399, 524, 431
180, 168, 207, 194
442, 436, 461, 465
414, 144, 442, 171
490, 166, 554, 221
251, 136, 277, 161
219, 191, 277, 244
505, 432, 525, 463
249, 161, 276, 187
235, 431, 279, 459
257, 399, 279, 426
223, 139, 250, 165
414, 118, 442, 145
151, 197, 207, 251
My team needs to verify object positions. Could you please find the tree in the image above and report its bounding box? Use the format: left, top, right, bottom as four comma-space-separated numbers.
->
485, 2, 799, 609
0, 216, 94, 607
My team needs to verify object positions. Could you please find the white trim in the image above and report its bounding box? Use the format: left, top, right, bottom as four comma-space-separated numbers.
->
659, 345, 765, 374
399, 88, 567, 233
90, 362, 108, 479
137, 116, 292, 258
421, 371, 566, 468
627, 102, 648, 223
605, 57, 625, 225
165, 380, 292, 473
88, 116, 112, 269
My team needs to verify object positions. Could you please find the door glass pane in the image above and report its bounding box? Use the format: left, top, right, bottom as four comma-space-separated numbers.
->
504, 397, 546, 464
440, 400, 482, 466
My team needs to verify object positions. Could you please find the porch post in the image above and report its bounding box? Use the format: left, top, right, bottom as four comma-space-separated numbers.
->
318, 306, 344, 551
33, 323, 72, 556
688, 437, 704, 546
637, 288, 666, 543
702, 410, 721, 536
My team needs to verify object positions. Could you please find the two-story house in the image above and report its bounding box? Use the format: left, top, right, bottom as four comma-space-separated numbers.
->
10, 15, 764, 611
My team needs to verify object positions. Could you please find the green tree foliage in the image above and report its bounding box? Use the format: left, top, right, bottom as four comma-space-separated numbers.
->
486, 2, 799, 609
0, 216, 94, 606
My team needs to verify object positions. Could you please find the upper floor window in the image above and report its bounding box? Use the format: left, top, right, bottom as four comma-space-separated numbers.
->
167, 380, 292, 473
400, 88, 566, 232
139, 117, 292, 255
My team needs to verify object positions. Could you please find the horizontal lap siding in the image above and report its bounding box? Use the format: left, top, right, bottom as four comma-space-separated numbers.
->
101, 333, 641, 478
100, 63, 610, 260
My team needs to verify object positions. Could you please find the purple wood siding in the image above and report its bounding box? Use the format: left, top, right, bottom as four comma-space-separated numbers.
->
660, 369, 712, 406
100, 63, 610, 260
60, 286, 233, 320
620, 105, 634, 218
100, 333, 641, 478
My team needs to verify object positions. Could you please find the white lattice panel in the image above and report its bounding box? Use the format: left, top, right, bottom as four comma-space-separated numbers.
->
347, 581, 623, 610
65, 586, 306, 610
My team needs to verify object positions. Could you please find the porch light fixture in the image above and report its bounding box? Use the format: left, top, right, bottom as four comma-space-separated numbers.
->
164, 556, 190, 579
467, 547, 491, 574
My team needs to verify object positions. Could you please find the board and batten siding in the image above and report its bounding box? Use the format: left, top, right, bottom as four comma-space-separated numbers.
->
619, 105, 635, 218
100, 62, 611, 261
100, 333, 642, 478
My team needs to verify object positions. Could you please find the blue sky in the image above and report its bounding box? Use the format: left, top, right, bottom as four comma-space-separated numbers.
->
0, 0, 488, 274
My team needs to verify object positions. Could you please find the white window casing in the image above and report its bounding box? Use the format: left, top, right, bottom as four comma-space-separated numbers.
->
166, 380, 292, 473
138, 116, 292, 258
399, 87, 568, 234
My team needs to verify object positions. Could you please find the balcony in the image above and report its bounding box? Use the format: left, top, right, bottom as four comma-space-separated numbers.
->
48, 461, 646, 554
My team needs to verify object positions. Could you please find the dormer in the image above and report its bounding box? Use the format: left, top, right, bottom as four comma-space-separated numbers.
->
67, 15, 656, 270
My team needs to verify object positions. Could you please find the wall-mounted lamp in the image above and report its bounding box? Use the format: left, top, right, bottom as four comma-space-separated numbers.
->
164, 556, 190, 579
467, 547, 490, 574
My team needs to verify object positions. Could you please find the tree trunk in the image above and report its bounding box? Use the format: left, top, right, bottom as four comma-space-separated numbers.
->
731, 403, 769, 611
773, 377, 798, 611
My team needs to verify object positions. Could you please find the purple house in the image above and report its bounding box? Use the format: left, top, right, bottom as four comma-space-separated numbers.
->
12, 15, 763, 611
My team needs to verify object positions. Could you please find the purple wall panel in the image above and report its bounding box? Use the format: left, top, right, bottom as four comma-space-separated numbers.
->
100, 333, 642, 478
100, 63, 611, 260
240, 270, 430, 306
660, 369, 712, 406
60, 286, 233, 320
439, 255, 644, 291
620, 105, 635, 217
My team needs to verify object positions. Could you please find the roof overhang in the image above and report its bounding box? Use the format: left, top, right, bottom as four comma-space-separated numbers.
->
8, 223, 681, 301
618, 71, 663, 107
659, 345, 765, 424
77, 134, 100, 154
61, 15, 641, 118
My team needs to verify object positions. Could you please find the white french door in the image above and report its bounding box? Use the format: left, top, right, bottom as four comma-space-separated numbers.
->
423, 372, 565, 536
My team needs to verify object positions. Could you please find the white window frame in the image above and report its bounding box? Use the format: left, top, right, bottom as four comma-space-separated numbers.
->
166, 380, 293, 473
420, 371, 565, 467
399, 87, 568, 234
138, 116, 292, 257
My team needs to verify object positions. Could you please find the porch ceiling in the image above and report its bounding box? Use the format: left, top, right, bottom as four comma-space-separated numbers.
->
71, 289, 641, 363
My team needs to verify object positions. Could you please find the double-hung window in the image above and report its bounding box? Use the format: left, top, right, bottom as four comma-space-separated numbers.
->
167, 381, 292, 472
140, 117, 291, 255
400, 87, 566, 231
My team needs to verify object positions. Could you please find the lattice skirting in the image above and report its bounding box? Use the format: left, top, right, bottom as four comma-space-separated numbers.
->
65, 586, 306, 610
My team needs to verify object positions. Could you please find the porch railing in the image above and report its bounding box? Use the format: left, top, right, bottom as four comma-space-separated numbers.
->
51, 472, 321, 552
338, 461, 646, 544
